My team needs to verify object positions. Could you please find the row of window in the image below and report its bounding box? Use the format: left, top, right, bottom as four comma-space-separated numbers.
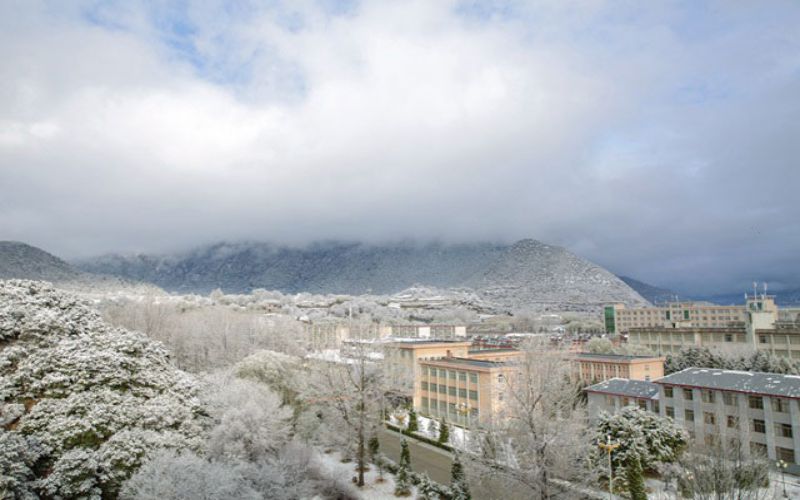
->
420, 397, 479, 418
422, 367, 479, 383
665, 408, 795, 438
421, 382, 479, 400
663, 387, 792, 412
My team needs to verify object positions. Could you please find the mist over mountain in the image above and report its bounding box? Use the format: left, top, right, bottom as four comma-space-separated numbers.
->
75, 239, 649, 310
0, 241, 161, 294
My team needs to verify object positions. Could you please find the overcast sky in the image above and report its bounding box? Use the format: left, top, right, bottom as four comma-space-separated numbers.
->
1, 1, 799, 295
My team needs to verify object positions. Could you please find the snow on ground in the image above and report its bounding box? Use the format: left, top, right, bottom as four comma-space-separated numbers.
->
388, 413, 472, 450
314, 449, 416, 500
644, 472, 800, 499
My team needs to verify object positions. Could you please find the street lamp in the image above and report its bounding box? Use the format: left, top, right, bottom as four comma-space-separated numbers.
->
597, 434, 620, 500
456, 403, 470, 449
776, 459, 788, 498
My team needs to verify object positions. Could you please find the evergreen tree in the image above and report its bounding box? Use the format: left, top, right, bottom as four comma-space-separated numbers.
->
450, 454, 471, 500
438, 418, 449, 444
400, 438, 411, 469
395, 439, 412, 496
625, 455, 647, 500
416, 474, 439, 500
407, 409, 419, 433
368, 434, 383, 480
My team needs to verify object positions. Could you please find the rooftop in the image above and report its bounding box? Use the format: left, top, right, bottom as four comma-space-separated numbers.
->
585, 378, 660, 399
574, 352, 664, 362
420, 356, 510, 369
468, 348, 521, 354
656, 368, 800, 399
388, 339, 472, 347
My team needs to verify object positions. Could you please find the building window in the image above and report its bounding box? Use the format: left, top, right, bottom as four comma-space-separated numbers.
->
449, 371, 457, 380
776, 447, 796, 464
429, 383, 437, 392
776, 423, 793, 438
606, 395, 615, 406
724, 334, 733, 342
458, 372, 467, 382
421, 397, 429, 409
727, 416, 738, 429
469, 373, 478, 384
438, 385, 446, 394
421, 381, 428, 391
685, 409, 695, 422
759, 335, 768, 344
752, 419, 766, 433
638, 399, 648, 410
723, 393, 737, 406
701, 390, 715, 404
653, 401, 660, 413
498, 374, 506, 383
664, 386, 673, 398
666, 406, 675, 418
683, 388, 694, 401
458, 388, 467, 398
750, 442, 768, 456
772, 398, 788, 413
704, 412, 716, 425
448, 386, 456, 396
749, 396, 764, 410
448, 403, 456, 415
622, 397, 630, 407
469, 390, 478, 400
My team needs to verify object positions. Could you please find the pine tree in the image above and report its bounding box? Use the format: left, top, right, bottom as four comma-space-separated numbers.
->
625, 455, 647, 500
368, 434, 383, 480
438, 418, 449, 444
395, 439, 412, 496
416, 474, 439, 500
407, 408, 419, 433
450, 454, 471, 500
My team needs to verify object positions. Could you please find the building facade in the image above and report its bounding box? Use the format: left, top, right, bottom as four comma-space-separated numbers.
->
585, 378, 660, 422
416, 357, 517, 427
604, 302, 747, 335
655, 368, 800, 473
573, 353, 665, 383
383, 340, 472, 397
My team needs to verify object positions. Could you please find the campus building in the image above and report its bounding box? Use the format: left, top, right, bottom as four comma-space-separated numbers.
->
586, 368, 800, 474
604, 302, 747, 335
585, 378, 660, 422
625, 294, 800, 361
416, 356, 517, 427
572, 353, 665, 383
383, 340, 472, 396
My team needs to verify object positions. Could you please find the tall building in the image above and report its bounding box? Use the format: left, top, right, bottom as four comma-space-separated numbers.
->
603, 302, 747, 335
383, 340, 472, 397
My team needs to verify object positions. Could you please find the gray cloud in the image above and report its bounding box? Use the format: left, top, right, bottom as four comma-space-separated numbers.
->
1, 1, 799, 295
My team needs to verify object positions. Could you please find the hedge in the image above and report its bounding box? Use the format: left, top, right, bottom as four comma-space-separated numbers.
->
384, 422, 454, 453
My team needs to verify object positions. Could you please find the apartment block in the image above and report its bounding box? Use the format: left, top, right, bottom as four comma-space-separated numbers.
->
604, 302, 746, 335
416, 357, 517, 427
655, 368, 800, 473
573, 353, 665, 383
585, 378, 660, 422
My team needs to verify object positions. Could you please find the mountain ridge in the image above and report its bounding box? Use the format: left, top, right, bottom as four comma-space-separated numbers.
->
75, 238, 649, 310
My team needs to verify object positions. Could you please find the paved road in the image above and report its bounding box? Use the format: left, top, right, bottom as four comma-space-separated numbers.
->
378, 427, 453, 486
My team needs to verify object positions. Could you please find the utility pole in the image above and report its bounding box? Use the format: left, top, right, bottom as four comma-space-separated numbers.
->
598, 434, 620, 500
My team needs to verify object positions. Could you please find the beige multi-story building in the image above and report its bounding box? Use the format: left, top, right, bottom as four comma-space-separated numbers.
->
604, 302, 747, 335
572, 353, 665, 383
467, 348, 523, 362
383, 340, 472, 397
627, 295, 800, 360
416, 357, 517, 427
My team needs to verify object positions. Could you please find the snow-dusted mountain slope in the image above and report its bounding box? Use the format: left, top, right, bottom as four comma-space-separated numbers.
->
77, 239, 648, 309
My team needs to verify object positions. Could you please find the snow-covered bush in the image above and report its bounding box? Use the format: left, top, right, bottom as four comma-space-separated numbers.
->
0, 280, 209, 498
594, 406, 688, 472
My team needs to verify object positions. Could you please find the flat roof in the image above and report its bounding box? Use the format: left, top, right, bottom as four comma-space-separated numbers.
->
420, 357, 510, 369
574, 352, 664, 362
388, 339, 472, 346
656, 368, 800, 399
468, 348, 521, 354
585, 378, 660, 400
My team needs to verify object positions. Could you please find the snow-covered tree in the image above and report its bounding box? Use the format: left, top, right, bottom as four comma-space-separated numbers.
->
416, 473, 439, 500
625, 455, 646, 500
594, 406, 687, 472
407, 408, 419, 433
0, 280, 209, 498
395, 439, 412, 496
676, 438, 771, 500
437, 418, 449, 444
450, 454, 471, 500
467, 342, 591, 499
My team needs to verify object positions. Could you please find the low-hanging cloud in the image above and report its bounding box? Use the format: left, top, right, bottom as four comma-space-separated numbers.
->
1, 0, 799, 295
